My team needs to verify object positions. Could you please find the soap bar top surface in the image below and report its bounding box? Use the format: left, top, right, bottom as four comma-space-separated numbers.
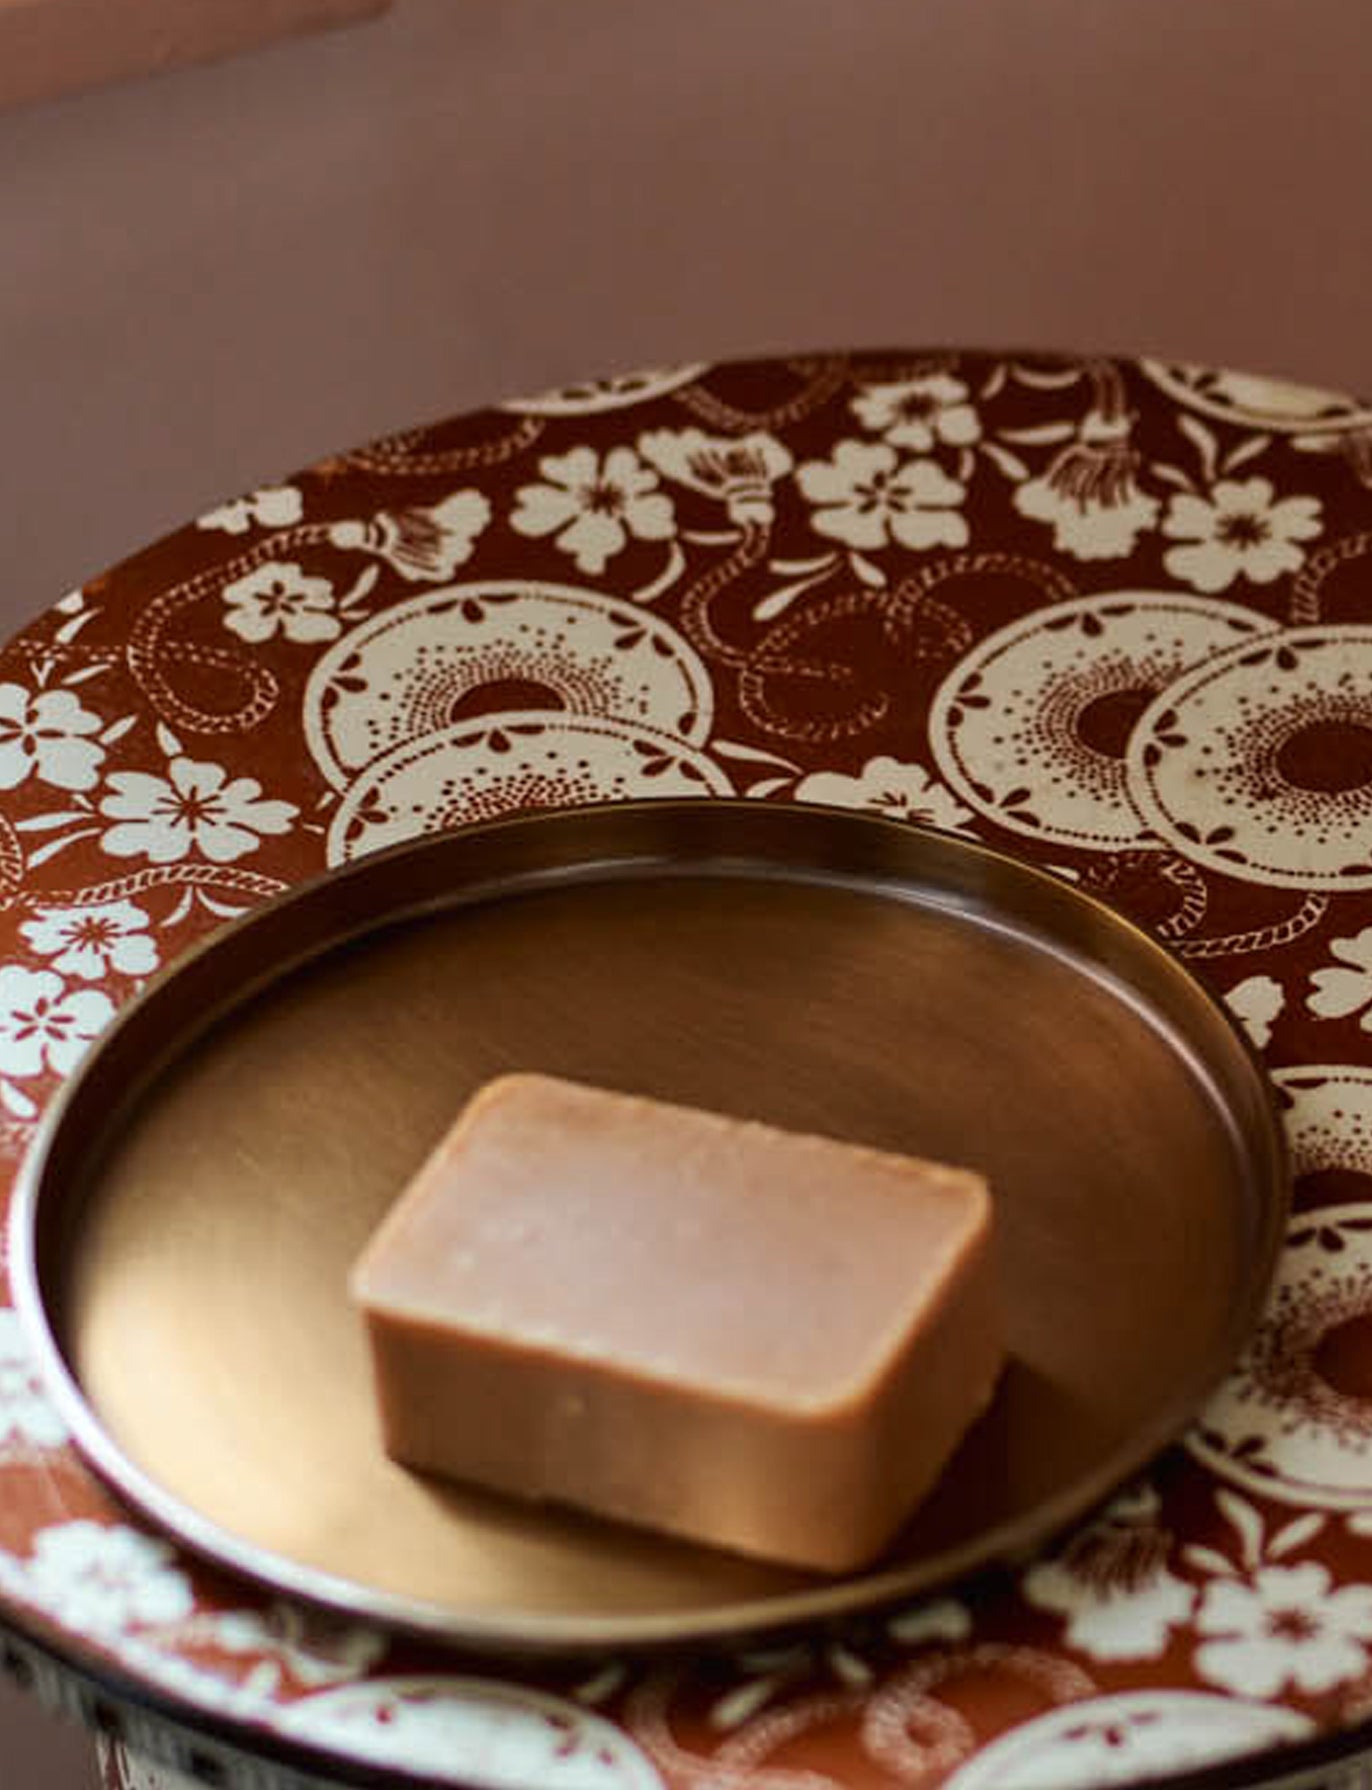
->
352, 1073, 992, 1413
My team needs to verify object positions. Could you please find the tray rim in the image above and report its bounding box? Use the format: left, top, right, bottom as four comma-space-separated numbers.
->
8, 798, 1293, 1655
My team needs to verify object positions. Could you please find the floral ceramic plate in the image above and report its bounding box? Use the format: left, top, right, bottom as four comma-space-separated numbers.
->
0, 348, 1368, 1788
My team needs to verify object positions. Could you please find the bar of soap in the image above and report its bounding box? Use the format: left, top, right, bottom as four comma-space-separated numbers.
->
350, 1074, 1004, 1573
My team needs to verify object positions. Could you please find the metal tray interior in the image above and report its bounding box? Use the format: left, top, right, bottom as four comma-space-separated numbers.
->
12, 801, 1289, 1652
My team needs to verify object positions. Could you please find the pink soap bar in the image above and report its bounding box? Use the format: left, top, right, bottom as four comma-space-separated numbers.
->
350, 1074, 1004, 1572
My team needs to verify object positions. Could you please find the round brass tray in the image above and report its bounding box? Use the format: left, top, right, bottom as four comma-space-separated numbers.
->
11, 801, 1289, 1653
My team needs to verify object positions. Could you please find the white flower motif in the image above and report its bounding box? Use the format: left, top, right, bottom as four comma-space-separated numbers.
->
637, 427, 793, 529
1225, 974, 1285, 1050
221, 560, 340, 645
207, 1601, 386, 1686
27, 1520, 193, 1636
20, 900, 159, 982
1161, 477, 1322, 593
0, 1309, 67, 1448
1022, 1486, 1196, 1661
851, 372, 981, 452
1210, 370, 1351, 422
1013, 411, 1160, 560
886, 1597, 973, 1646
1024, 1555, 1195, 1663
0, 684, 104, 792
197, 484, 304, 535
0, 965, 113, 1078
1308, 928, 1372, 1030
277, 1678, 658, 1785
794, 755, 975, 832
329, 490, 492, 583
1194, 1562, 1372, 1697
796, 441, 968, 552
511, 446, 675, 575
99, 756, 297, 864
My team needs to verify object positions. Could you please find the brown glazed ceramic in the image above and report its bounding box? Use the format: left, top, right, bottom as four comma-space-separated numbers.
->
0, 350, 1369, 1788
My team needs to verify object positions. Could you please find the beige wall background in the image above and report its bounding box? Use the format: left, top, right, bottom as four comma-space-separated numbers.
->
2, 1, 1372, 1782
5, 1, 1372, 630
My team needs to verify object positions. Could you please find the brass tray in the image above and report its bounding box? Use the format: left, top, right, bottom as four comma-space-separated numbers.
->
11, 801, 1289, 1654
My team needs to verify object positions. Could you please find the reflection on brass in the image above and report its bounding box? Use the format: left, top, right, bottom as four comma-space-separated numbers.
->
12, 802, 1289, 1652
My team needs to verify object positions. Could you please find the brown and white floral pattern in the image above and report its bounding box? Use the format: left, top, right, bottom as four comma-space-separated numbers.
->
1013, 409, 1161, 561
941, 1692, 1315, 1789
196, 484, 305, 538
277, 1678, 664, 1788
927, 592, 1277, 849
510, 447, 676, 576
796, 440, 970, 553
0, 348, 1369, 1789
499, 365, 710, 417
0, 682, 108, 793
1141, 361, 1372, 435
1190, 1205, 1372, 1509
1126, 628, 1372, 888
792, 754, 976, 832
303, 580, 714, 790
1160, 479, 1324, 595
324, 713, 732, 864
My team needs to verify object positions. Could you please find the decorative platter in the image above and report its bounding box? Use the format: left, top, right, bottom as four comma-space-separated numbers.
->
0, 347, 1368, 1788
